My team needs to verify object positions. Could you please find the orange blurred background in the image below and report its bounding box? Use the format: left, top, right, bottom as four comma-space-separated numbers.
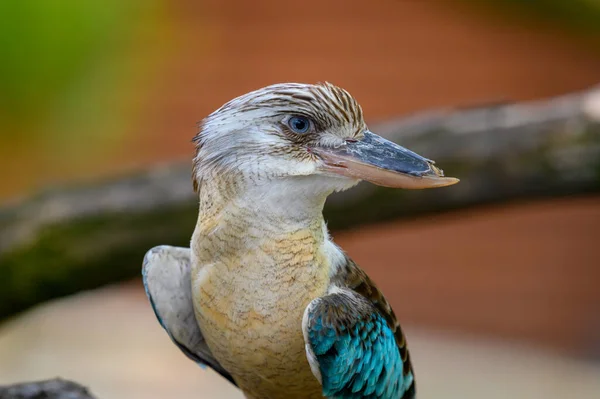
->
1, 1, 599, 398
2, 0, 600, 199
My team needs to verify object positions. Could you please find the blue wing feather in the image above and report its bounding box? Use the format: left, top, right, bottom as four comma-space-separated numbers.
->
305, 292, 414, 399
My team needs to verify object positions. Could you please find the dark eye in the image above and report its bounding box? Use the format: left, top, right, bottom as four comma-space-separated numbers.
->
288, 116, 311, 134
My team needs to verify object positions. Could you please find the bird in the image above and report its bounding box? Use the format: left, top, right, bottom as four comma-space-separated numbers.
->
142, 82, 458, 399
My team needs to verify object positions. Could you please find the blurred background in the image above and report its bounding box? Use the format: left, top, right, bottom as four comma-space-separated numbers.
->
1, 1, 599, 398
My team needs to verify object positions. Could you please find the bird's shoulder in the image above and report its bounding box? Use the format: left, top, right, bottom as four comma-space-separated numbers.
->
142, 245, 236, 386
303, 253, 415, 398
331, 256, 413, 375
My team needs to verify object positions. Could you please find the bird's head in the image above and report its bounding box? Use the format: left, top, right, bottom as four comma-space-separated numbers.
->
192, 82, 458, 197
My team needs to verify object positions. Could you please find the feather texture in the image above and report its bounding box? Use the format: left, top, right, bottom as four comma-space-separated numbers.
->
143, 82, 424, 398
142, 245, 236, 386
303, 255, 415, 399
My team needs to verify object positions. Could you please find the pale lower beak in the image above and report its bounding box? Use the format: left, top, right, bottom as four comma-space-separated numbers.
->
312, 131, 459, 189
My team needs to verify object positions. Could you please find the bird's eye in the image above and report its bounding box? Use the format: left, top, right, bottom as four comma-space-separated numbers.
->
288, 116, 311, 134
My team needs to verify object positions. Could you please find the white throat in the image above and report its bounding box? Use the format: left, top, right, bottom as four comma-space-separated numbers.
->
243, 177, 334, 222
190, 171, 349, 278
195, 173, 347, 230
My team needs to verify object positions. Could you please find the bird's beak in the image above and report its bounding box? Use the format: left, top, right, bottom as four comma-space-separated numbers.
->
313, 131, 459, 189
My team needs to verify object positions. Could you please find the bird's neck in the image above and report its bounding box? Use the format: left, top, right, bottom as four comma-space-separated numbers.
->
190, 176, 335, 395
191, 176, 331, 268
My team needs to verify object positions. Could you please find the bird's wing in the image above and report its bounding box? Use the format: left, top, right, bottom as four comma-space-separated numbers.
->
302, 255, 415, 399
142, 245, 236, 386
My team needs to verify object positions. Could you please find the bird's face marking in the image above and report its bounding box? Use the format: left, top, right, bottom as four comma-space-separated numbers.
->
192, 82, 367, 193
193, 82, 458, 194
215, 82, 366, 142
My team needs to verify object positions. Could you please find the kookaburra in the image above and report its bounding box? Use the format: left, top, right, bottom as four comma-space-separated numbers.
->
143, 82, 458, 399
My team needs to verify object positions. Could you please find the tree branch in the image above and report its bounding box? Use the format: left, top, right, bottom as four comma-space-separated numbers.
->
1, 86, 599, 321
0, 378, 96, 399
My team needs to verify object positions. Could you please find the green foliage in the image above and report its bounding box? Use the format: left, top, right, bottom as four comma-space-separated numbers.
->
1, 1, 119, 123
0, 0, 169, 200
0, 0, 164, 141
474, 0, 600, 34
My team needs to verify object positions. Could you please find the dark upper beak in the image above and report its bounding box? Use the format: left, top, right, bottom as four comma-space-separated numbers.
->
312, 131, 459, 189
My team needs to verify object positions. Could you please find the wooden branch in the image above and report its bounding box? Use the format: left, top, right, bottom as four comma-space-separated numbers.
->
0, 378, 96, 399
1, 86, 599, 321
